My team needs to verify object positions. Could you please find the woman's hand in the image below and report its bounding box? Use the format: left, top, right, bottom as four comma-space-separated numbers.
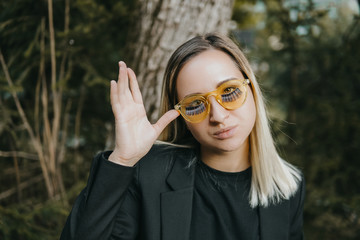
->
108, 61, 179, 166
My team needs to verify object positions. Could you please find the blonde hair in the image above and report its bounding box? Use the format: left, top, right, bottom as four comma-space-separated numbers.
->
159, 33, 301, 207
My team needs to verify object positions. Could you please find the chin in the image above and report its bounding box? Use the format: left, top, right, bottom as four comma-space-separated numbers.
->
203, 140, 246, 153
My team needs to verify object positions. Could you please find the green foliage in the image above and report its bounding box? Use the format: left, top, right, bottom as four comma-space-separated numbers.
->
0, 0, 139, 236
232, 0, 263, 29
0, 201, 69, 240
0, 181, 85, 240
0, 0, 140, 181
238, 0, 360, 238
296, 20, 360, 238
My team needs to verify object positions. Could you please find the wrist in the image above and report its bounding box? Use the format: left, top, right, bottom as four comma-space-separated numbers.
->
108, 150, 138, 167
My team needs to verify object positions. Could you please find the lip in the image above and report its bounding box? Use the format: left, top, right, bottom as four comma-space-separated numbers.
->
213, 126, 238, 139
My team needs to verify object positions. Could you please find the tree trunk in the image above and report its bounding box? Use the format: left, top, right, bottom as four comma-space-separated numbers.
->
129, 0, 235, 121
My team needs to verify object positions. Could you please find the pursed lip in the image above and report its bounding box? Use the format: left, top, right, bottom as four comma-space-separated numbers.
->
212, 126, 238, 139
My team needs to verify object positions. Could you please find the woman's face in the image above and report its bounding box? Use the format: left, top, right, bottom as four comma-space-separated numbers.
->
176, 49, 256, 154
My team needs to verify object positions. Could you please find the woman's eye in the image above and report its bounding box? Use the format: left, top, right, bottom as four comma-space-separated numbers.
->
188, 99, 203, 107
221, 88, 242, 102
223, 87, 235, 94
185, 101, 206, 116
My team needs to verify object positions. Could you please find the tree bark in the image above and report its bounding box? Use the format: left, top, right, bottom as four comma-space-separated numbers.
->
129, 0, 235, 121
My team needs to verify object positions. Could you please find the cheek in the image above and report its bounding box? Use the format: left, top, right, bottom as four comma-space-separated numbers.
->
186, 122, 206, 140
247, 98, 256, 127
246, 98, 257, 133
235, 93, 256, 131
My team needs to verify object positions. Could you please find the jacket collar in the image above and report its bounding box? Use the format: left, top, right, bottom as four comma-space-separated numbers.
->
161, 147, 196, 240
166, 147, 196, 190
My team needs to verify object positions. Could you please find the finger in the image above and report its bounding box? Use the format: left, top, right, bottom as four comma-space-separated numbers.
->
110, 80, 120, 117
127, 67, 143, 104
118, 61, 129, 94
153, 109, 180, 136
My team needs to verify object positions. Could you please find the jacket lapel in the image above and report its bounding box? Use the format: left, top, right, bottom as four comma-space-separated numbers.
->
259, 199, 290, 240
161, 149, 196, 240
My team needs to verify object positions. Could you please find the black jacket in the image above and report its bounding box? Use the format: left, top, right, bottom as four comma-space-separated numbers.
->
60, 145, 305, 240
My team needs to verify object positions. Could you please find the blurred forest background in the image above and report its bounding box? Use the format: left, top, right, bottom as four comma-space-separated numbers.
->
0, 0, 359, 239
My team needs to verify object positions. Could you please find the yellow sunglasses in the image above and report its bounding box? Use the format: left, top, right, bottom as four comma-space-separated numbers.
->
175, 79, 250, 123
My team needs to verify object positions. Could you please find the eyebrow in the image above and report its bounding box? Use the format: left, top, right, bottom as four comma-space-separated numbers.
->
216, 77, 238, 88
183, 77, 240, 98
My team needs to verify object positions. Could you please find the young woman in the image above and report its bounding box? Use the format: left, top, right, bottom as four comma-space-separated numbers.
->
61, 33, 305, 240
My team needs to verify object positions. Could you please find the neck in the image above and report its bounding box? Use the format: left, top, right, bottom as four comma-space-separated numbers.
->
200, 139, 250, 172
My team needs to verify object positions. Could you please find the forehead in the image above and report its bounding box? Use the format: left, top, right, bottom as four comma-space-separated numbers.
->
176, 49, 244, 99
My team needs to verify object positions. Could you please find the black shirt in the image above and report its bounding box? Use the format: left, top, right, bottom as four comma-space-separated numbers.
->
190, 160, 260, 240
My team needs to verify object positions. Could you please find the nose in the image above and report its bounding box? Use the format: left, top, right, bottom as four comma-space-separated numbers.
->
208, 96, 229, 123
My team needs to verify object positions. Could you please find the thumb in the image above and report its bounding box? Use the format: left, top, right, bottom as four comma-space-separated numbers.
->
153, 109, 180, 136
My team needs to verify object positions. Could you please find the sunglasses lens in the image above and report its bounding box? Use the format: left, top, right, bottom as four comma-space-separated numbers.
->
180, 96, 208, 123
175, 79, 249, 123
219, 81, 247, 109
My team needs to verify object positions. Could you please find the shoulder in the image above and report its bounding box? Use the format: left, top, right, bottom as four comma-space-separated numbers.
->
141, 143, 196, 164
291, 173, 305, 205
288, 172, 305, 222
143, 143, 194, 159
135, 143, 197, 178
290, 172, 305, 204
267, 171, 305, 212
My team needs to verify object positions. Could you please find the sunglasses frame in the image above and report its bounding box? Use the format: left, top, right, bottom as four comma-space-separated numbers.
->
175, 79, 250, 123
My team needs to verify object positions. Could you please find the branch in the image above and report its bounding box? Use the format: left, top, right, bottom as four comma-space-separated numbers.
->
58, 0, 70, 84
47, 0, 56, 91
0, 50, 37, 146
35, 18, 46, 139
58, 99, 72, 164
0, 47, 54, 198
0, 151, 39, 160
48, 0, 59, 174
0, 175, 43, 201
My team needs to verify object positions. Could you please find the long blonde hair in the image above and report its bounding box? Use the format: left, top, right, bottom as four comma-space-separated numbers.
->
159, 33, 301, 207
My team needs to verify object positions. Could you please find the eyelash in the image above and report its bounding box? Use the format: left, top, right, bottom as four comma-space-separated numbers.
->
185, 102, 206, 116
221, 88, 242, 102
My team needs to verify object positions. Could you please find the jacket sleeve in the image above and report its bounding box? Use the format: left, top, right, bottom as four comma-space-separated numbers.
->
60, 151, 136, 240
289, 176, 306, 240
